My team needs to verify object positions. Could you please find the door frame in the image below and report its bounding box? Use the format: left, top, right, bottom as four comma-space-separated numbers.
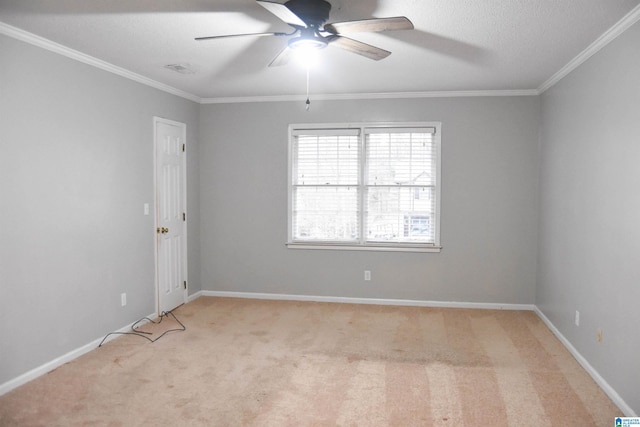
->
153, 116, 188, 315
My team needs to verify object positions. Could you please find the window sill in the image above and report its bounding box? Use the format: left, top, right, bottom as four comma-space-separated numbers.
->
286, 243, 442, 253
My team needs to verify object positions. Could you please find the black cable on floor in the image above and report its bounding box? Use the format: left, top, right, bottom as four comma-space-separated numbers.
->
97, 309, 185, 347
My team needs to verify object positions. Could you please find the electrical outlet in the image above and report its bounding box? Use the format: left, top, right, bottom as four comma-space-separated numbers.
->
597, 328, 603, 343
575, 310, 580, 326
364, 270, 371, 281
121, 293, 127, 307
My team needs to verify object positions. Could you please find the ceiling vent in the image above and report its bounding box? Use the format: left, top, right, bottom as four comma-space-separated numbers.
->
164, 63, 196, 74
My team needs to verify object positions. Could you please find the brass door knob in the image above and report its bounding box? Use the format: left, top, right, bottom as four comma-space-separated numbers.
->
157, 227, 169, 234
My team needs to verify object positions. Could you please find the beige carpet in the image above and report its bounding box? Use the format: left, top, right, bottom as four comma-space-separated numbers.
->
0, 297, 619, 426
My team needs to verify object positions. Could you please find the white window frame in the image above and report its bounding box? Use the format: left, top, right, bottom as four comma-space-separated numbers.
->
287, 122, 442, 252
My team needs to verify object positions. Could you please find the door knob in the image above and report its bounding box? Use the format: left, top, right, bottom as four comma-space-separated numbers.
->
157, 227, 169, 234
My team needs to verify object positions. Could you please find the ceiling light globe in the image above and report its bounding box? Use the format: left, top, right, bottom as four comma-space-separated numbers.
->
289, 38, 325, 68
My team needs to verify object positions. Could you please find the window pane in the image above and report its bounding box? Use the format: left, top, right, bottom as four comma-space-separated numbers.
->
294, 135, 359, 185
366, 187, 435, 243
367, 132, 435, 186
293, 186, 359, 241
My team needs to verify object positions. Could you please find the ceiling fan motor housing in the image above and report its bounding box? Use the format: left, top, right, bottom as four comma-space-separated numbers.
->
285, 0, 331, 28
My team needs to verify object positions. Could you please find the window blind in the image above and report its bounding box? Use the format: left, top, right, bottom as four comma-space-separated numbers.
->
366, 130, 436, 244
289, 123, 440, 249
291, 132, 360, 242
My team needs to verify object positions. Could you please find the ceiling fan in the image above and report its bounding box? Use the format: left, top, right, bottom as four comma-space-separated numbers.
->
195, 0, 414, 67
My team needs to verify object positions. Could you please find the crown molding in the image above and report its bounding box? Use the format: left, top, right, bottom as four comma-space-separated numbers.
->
0, 21, 202, 104
538, 3, 640, 93
4, 2, 639, 105
3, 20, 536, 104
200, 89, 540, 104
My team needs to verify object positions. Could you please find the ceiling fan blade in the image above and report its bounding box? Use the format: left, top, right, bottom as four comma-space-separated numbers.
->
195, 31, 288, 41
328, 36, 391, 61
324, 17, 413, 34
257, 0, 307, 27
268, 46, 294, 67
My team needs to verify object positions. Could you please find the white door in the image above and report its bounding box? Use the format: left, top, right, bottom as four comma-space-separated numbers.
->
154, 117, 187, 314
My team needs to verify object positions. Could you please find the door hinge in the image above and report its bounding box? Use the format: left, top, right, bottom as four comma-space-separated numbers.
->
183, 281, 187, 290
182, 143, 185, 152
183, 212, 186, 221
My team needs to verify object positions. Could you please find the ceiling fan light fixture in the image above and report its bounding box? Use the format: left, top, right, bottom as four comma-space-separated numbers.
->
291, 44, 321, 68
288, 33, 327, 67
287, 35, 328, 51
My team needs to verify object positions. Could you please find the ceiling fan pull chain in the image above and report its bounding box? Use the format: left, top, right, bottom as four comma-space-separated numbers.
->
305, 66, 311, 111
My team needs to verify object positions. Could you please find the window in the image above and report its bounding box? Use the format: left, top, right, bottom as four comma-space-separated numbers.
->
288, 123, 441, 252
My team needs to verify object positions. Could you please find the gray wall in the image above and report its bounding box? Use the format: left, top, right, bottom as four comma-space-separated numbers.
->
537, 21, 640, 413
0, 34, 201, 384
199, 96, 540, 304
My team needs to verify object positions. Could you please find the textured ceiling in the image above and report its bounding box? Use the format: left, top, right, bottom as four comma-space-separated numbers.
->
1, 0, 639, 100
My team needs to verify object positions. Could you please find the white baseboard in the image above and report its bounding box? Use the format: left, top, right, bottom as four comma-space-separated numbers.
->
186, 290, 203, 303
0, 312, 156, 397
533, 307, 636, 417
199, 290, 535, 311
